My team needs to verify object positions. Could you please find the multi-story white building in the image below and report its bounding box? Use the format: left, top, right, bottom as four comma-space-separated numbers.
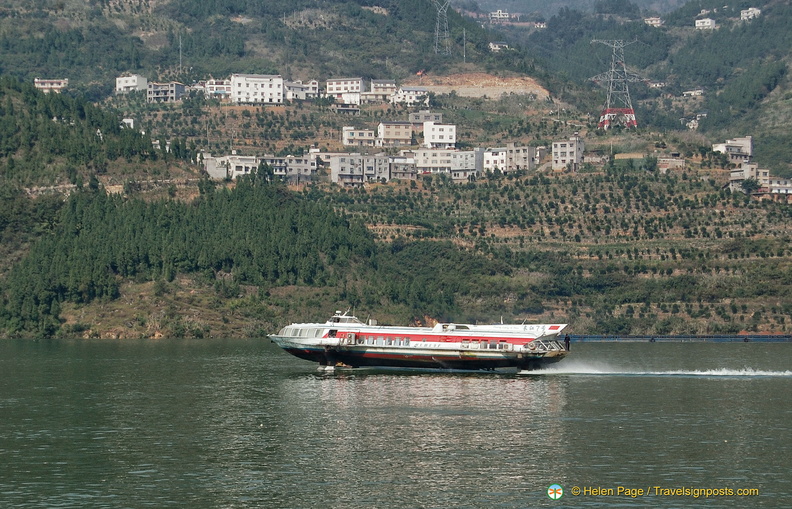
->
342, 126, 376, 147
203, 152, 317, 183
408, 148, 483, 180
483, 148, 508, 172
204, 154, 260, 179
713, 136, 752, 163
409, 148, 454, 173
377, 121, 413, 147
483, 142, 534, 172
390, 155, 417, 180
362, 79, 397, 103
741, 7, 761, 20
34, 78, 68, 94
390, 86, 429, 106
450, 149, 483, 181
643, 17, 664, 27
695, 18, 717, 30
284, 80, 319, 101
729, 162, 769, 192
147, 82, 185, 103
325, 77, 366, 105
203, 79, 232, 100
230, 74, 284, 104
767, 177, 792, 198
423, 121, 456, 149
262, 153, 318, 182
115, 74, 147, 94
552, 133, 584, 171
489, 9, 510, 23
328, 153, 390, 185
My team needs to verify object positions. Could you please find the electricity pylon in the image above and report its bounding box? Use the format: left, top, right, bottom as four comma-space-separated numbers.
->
433, 0, 451, 55
589, 40, 644, 129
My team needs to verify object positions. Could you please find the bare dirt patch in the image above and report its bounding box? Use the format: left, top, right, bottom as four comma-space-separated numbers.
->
405, 73, 550, 100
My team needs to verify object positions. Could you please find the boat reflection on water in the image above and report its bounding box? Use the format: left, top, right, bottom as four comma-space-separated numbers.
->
273, 370, 570, 506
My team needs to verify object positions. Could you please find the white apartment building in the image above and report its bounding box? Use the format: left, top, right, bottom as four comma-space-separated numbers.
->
230, 74, 284, 104
342, 126, 376, 147
409, 148, 454, 173
450, 149, 483, 181
362, 79, 396, 103
729, 162, 769, 192
34, 78, 68, 94
203, 79, 232, 100
115, 74, 147, 94
285, 80, 319, 101
390, 86, 429, 106
552, 133, 584, 171
483, 148, 508, 172
203, 152, 317, 182
695, 18, 716, 30
326, 77, 366, 104
408, 148, 483, 179
713, 136, 752, 163
328, 153, 390, 185
644, 17, 664, 26
767, 177, 792, 195
262, 153, 318, 182
377, 121, 413, 147
483, 142, 534, 172
390, 155, 417, 180
423, 121, 456, 149
204, 154, 260, 179
489, 9, 509, 23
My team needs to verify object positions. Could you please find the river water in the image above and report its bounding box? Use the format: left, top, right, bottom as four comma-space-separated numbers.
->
1, 339, 790, 508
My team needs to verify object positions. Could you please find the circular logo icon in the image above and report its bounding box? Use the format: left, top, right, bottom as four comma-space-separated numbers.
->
548, 484, 564, 500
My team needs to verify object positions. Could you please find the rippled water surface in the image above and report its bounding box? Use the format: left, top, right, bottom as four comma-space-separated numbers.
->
1, 340, 790, 508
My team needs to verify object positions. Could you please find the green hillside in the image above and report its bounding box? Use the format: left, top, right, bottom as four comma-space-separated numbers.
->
0, 1, 791, 339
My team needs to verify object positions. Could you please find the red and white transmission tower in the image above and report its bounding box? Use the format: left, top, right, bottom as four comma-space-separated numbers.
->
589, 40, 643, 129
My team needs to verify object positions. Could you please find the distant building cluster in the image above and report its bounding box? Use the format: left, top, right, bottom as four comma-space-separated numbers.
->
716, 136, 792, 200
693, 6, 761, 29
201, 105, 548, 186
113, 72, 429, 107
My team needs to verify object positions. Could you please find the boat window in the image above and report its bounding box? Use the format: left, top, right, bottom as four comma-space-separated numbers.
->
377, 336, 384, 345
489, 340, 498, 349
404, 338, 410, 346
329, 330, 337, 338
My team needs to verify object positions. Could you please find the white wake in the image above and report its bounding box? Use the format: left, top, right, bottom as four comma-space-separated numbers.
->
530, 361, 792, 377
